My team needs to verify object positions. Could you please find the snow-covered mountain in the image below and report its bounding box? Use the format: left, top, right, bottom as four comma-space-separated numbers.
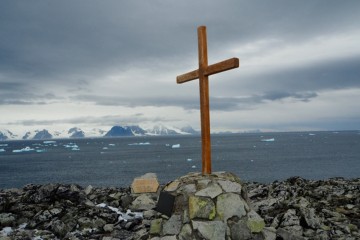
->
0, 130, 19, 141
0, 124, 198, 141
22, 129, 53, 140
146, 124, 195, 136
104, 125, 146, 137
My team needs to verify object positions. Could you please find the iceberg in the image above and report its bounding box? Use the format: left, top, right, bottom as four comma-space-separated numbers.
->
172, 144, 181, 149
191, 165, 197, 168
108, 143, 115, 146
187, 158, 192, 162
36, 149, 46, 153
64, 143, 79, 148
64, 143, 80, 151
43, 140, 56, 144
0, 144, 8, 147
128, 142, 151, 146
261, 138, 275, 142
0, 149, 5, 152
12, 146, 35, 153
102, 147, 109, 150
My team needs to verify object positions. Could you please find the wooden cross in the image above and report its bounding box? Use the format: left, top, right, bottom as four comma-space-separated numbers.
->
176, 26, 239, 175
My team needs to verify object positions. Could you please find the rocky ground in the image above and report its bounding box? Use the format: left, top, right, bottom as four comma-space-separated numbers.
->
0, 176, 359, 240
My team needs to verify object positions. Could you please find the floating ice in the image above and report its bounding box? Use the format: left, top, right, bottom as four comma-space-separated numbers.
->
128, 142, 151, 146
64, 143, 79, 148
309, 133, 316, 136
109, 143, 115, 146
187, 158, 192, 162
0, 149, 5, 152
102, 147, 109, 150
261, 138, 275, 142
64, 143, 80, 151
172, 144, 181, 148
191, 165, 196, 168
12, 146, 34, 153
0, 144, 8, 147
43, 140, 56, 144
36, 149, 46, 153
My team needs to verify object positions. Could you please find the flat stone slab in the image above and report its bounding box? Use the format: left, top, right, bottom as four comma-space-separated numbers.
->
131, 173, 159, 193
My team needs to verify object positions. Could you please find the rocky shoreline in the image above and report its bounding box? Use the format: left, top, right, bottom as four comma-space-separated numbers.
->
1, 176, 359, 240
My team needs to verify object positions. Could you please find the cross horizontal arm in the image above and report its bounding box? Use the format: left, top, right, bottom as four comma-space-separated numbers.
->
176, 57, 239, 84
204, 57, 239, 77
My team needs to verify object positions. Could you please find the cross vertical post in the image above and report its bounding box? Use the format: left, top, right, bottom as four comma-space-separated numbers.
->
198, 26, 212, 175
176, 26, 239, 176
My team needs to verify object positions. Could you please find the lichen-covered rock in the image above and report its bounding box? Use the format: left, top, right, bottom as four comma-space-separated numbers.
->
149, 218, 163, 235
247, 210, 265, 233
188, 196, 216, 220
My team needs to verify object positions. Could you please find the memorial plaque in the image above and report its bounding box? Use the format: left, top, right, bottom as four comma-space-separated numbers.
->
155, 191, 175, 217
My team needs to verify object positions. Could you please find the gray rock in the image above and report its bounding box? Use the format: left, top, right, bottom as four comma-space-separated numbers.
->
51, 220, 71, 238
228, 217, 252, 240
216, 193, 247, 221
178, 223, 193, 240
262, 227, 276, 240
281, 209, 300, 227
300, 207, 321, 229
180, 183, 196, 194
218, 180, 242, 193
192, 220, 226, 240
195, 182, 223, 199
276, 228, 306, 240
77, 217, 93, 229
0, 213, 16, 227
130, 194, 156, 211
162, 214, 182, 235
84, 185, 93, 195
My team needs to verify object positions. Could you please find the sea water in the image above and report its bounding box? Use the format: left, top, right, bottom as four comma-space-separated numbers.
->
0, 131, 359, 189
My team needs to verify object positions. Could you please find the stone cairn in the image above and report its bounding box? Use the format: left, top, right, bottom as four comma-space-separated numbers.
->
149, 172, 267, 240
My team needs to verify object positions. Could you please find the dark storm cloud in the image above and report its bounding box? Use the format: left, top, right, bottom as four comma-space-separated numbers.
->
0, 92, 60, 105
73, 90, 318, 111
0, 0, 360, 107
248, 56, 360, 93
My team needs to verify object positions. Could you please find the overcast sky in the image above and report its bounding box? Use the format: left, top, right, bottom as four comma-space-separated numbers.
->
1, 0, 360, 133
